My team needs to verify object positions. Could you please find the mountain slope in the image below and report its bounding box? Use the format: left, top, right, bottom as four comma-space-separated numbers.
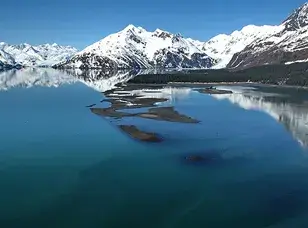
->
227, 3, 308, 69
0, 42, 77, 67
56, 25, 215, 69
203, 25, 282, 68
0, 48, 15, 65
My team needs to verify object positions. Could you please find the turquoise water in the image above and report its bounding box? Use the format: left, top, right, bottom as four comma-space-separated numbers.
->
1, 69, 308, 227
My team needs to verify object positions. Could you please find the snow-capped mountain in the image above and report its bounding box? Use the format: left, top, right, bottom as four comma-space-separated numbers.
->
0, 42, 77, 67
56, 25, 215, 69
227, 3, 308, 69
202, 25, 282, 68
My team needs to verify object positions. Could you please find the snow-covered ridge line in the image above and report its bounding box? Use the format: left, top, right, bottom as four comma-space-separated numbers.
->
57, 24, 215, 70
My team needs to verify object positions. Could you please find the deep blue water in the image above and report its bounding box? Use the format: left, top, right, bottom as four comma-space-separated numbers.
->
1, 69, 308, 227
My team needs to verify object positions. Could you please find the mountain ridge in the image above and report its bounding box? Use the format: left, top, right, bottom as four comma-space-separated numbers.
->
56, 25, 216, 69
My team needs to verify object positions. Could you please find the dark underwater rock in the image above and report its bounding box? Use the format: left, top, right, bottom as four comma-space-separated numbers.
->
183, 152, 223, 165
185, 155, 205, 162
119, 125, 162, 142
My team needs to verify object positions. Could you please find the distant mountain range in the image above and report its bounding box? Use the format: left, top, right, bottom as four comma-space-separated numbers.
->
2, 2, 308, 70
0, 43, 77, 70
58, 23, 276, 70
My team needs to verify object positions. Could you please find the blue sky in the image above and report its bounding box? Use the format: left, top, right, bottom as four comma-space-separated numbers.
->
0, 0, 306, 49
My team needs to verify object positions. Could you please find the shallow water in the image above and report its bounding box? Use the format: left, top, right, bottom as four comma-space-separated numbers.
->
1, 68, 308, 227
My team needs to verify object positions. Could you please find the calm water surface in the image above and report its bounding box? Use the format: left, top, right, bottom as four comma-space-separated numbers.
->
1, 68, 308, 227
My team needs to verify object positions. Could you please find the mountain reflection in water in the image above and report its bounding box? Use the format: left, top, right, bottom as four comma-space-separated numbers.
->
212, 86, 308, 147
0, 68, 143, 92
1, 68, 308, 147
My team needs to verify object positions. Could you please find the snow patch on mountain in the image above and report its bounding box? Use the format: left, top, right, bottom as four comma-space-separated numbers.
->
285, 58, 308, 64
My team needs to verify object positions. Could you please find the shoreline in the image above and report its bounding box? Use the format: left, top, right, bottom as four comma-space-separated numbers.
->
127, 81, 308, 90
167, 81, 308, 90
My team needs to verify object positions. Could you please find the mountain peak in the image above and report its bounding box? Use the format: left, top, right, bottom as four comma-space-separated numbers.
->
154, 28, 164, 33
123, 24, 138, 32
283, 2, 308, 31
